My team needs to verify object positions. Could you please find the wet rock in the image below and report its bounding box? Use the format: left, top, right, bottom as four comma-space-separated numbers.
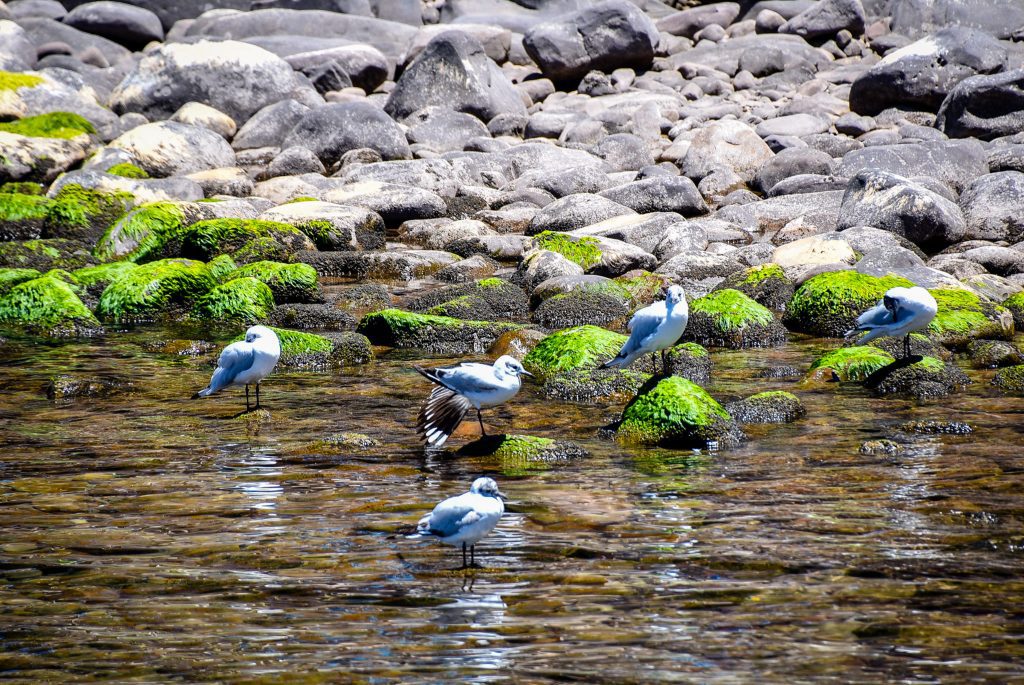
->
268, 303, 354, 331
936, 69, 1024, 141
192, 277, 274, 323
179, 218, 314, 265
297, 249, 458, 281
866, 333, 951, 361
1003, 291, 1024, 329
356, 308, 522, 354
684, 289, 787, 349
598, 176, 707, 216
408, 278, 528, 322
0, 270, 102, 337
896, 419, 973, 435
323, 330, 374, 366
0, 267, 43, 296
433, 254, 499, 283
283, 102, 411, 167
259, 200, 384, 251
141, 338, 215, 356
786, 270, 913, 338
928, 288, 1014, 348
46, 373, 132, 400
522, 0, 658, 84
679, 119, 775, 183
455, 434, 588, 473
96, 258, 214, 323
755, 365, 802, 379
333, 283, 391, 312
992, 364, 1024, 394
966, 339, 1023, 369
108, 121, 234, 178
540, 366, 650, 403
227, 260, 320, 303
725, 390, 805, 424
515, 249, 584, 291
385, 32, 525, 122
957, 171, 1024, 244
859, 439, 904, 456
533, 289, 629, 329
807, 345, 896, 382
714, 263, 794, 314
616, 376, 742, 448
836, 140, 987, 195
522, 324, 626, 378
864, 356, 970, 399
0, 238, 96, 272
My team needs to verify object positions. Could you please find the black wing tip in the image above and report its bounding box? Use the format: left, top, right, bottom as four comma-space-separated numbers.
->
416, 386, 470, 446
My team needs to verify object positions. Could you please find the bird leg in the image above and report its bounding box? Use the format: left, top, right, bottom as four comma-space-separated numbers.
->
255, 382, 261, 410
651, 353, 657, 374
471, 545, 476, 568
462, 542, 468, 569
904, 334, 911, 359
245, 385, 251, 411
477, 409, 487, 436
661, 349, 668, 377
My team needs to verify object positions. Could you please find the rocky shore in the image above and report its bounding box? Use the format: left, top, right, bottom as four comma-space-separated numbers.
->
2, 0, 1024, 449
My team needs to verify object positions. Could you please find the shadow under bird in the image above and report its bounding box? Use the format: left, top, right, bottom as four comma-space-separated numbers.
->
601, 284, 688, 376
847, 286, 938, 358
193, 325, 281, 410
415, 355, 532, 447
417, 477, 506, 569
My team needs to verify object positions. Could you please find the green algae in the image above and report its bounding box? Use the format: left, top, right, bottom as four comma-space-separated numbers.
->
0, 271, 100, 334
71, 261, 137, 289
617, 376, 734, 447
96, 258, 215, 323
0, 112, 95, 139
690, 289, 774, 332
106, 163, 149, 179
0, 192, 49, 225
787, 271, 913, 337
0, 238, 94, 271
0, 71, 44, 92
726, 390, 805, 424
0, 267, 42, 296
809, 346, 896, 382
206, 254, 238, 284
356, 308, 522, 352
192, 277, 275, 323
992, 364, 1024, 394
0, 182, 44, 195
740, 263, 786, 286
229, 261, 318, 302
533, 231, 601, 269
523, 325, 626, 377
94, 201, 189, 263
45, 184, 132, 236
613, 271, 664, 306
927, 289, 1013, 346
182, 218, 313, 264
233, 327, 332, 354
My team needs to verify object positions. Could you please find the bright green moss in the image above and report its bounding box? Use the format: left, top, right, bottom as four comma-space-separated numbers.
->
690, 289, 773, 332
193, 277, 275, 322
106, 163, 149, 179
0, 267, 42, 296
533, 231, 601, 269
294, 219, 333, 248
1003, 291, 1024, 310
0, 71, 44, 92
0, 182, 44, 195
677, 341, 708, 357
613, 271, 663, 305
96, 258, 215, 323
809, 345, 896, 382
0, 272, 99, 331
617, 376, 731, 445
928, 289, 993, 335
71, 261, 137, 288
477, 277, 505, 289
912, 356, 946, 373
182, 218, 313, 263
427, 294, 480, 317
233, 327, 332, 355
740, 263, 786, 286
94, 202, 188, 263
356, 308, 521, 351
206, 254, 238, 284
787, 271, 913, 337
0, 192, 49, 223
46, 184, 132, 231
228, 260, 318, 302
0, 112, 95, 139
285, 196, 318, 203
523, 324, 626, 377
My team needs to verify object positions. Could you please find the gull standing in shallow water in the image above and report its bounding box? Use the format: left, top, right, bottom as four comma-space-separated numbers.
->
417, 477, 506, 568
601, 284, 689, 376
416, 355, 532, 447
847, 285, 938, 358
193, 325, 281, 410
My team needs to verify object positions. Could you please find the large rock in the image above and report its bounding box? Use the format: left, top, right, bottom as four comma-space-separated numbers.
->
63, 1, 164, 50
406, 107, 491, 154
258, 201, 385, 251
0, 67, 118, 133
0, 19, 36, 70
95, 257, 214, 323
616, 376, 742, 448
958, 171, 1024, 243
109, 40, 316, 124
321, 181, 445, 227
779, 0, 865, 39
657, 3, 741, 38
108, 121, 235, 177
848, 27, 1007, 116
356, 308, 521, 354
522, 0, 659, 84
684, 289, 787, 349
283, 102, 411, 166
936, 69, 1024, 141
786, 270, 913, 337
837, 170, 966, 251
679, 120, 775, 183
598, 177, 707, 217
231, 99, 310, 151
526, 193, 635, 236
0, 270, 102, 337
0, 115, 97, 184
384, 31, 525, 122
285, 44, 388, 93
889, 0, 1024, 40
836, 140, 988, 194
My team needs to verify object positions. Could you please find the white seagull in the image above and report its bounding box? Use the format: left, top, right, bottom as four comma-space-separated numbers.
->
193, 325, 281, 410
601, 284, 689, 375
847, 285, 938, 358
415, 355, 532, 447
417, 476, 506, 568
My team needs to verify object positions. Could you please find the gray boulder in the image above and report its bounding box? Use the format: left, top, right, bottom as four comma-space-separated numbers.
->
406, 106, 491, 153
526, 193, 635, 235
62, 1, 163, 50
599, 177, 707, 217
283, 102, 411, 166
889, 0, 1024, 40
752, 148, 835, 194
591, 133, 654, 172
959, 171, 1024, 243
232, 99, 310, 151
836, 140, 988, 194
284, 44, 388, 93
657, 2, 741, 38
936, 69, 1024, 141
108, 121, 235, 177
680, 119, 774, 183
779, 0, 864, 39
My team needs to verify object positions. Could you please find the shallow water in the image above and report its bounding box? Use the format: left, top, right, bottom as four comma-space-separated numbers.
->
1, 325, 1023, 684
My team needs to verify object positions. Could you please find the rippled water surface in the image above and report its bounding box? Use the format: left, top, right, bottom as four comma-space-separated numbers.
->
2, 324, 1023, 683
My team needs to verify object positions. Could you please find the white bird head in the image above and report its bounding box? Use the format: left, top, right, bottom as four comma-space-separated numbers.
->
244, 325, 276, 343
495, 355, 533, 378
470, 477, 506, 499
665, 285, 686, 306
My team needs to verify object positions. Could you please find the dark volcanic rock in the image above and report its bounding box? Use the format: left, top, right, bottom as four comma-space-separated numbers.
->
936, 69, 1024, 141
283, 102, 411, 166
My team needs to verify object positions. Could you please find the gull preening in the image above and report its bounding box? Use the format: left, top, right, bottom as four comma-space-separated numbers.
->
847, 285, 938, 358
417, 476, 506, 568
601, 284, 689, 376
193, 325, 281, 410
416, 355, 532, 447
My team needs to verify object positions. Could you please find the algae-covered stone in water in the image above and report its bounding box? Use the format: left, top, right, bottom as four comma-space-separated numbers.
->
96, 258, 216, 323
192, 277, 275, 323
357, 308, 522, 354
617, 376, 742, 448
808, 345, 896, 382
684, 288, 787, 349
786, 270, 913, 338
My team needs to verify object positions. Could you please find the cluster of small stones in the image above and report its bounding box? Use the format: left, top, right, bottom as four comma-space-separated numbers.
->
2, 0, 1024, 449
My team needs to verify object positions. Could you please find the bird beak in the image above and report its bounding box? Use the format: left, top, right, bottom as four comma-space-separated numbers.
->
520, 370, 533, 377
497, 489, 508, 499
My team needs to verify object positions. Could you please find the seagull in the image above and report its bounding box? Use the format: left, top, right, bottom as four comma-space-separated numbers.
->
847, 285, 938, 358
193, 325, 281, 410
417, 477, 506, 568
415, 355, 532, 447
600, 284, 689, 376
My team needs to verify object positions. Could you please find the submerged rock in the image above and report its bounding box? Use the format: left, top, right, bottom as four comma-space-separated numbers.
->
785, 270, 913, 338
533, 289, 629, 329
408, 278, 528, 322
864, 356, 970, 399
0, 270, 102, 337
268, 303, 355, 331
616, 376, 742, 448
725, 391, 805, 424
684, 289, 787, 349
230, 327, 372, 368
859, 439, 905, 456
992, 365, 1024, 394
0, 238, 96, 272
71, 261, 138, 297
356, 308, 522, 354
896, 420, 973, 435
808, 345, 895, 382
46, 374, 132, 401
966, 340, 1023, 369
181, 218, 314, 265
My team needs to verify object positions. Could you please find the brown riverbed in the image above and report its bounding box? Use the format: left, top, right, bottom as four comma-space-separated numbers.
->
1, 323, 1023, 683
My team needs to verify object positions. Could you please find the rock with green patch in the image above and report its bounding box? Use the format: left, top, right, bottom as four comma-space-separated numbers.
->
715, 263, 794, 313
106, 162, 150, 179
533, 289, 629, 330
0, 182, 44, 195
0, 271, 102, 337
0, 191, 50, 240
1003, 291, 1024, 330
532, 231, 603, 269
258, 200, 385, 251
785, 270, 913, 337
356, 308, 522, 354
522, 324, 625, 377
409, 278, 528, 322
613, 270, 666, 308
992, 365, 1024, 394
192, 277, 275, 323
0, 238, 96, 271
725, 391, 805, 424
42, 184, 134, 244
206, 254, 238, 283
71, 261, 138, 297
897, 420, 973, 434
234, 327, 372, 368
865, 332, 951, 361
927, 288, 1014, 348
864, 356, 970, 399
616, 376, 742, 448
0, 267, 42, 296
324, 331, 374, 366
228, 260, 321, 303
0, 113, 98, 183
808, 345, 896, 382
534, 230, 656, 277
455, 434, 588, 475
181, 218, 315, 265
685, 288, 787, 348
93, 201, 195, 263
966, 339, 1023, 369
96, 258, 215, 323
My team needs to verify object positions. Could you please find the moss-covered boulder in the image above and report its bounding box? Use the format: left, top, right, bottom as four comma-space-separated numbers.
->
522, 324, 625, 377
181, 218, 315, 264
864, 356, 970, 399
0, 182, 44, 195
992, 365, 1024, 394
865, 332, 951, 361
192, 277, 275, 323
1003, 291, 1024, 330
409, 278, 528, 322
232, 327, 373, 368
71, 262, 138, 297
0, 191, 50, 241
927, 288, 1014, 348
785, 271, 913, 337
613, 270, 667, 308
106, 163, 149, 179
0, 271, 102, 337
0, 238, 96, 271
356, 308, 522, 354
42, 184, 133, 244
206, 254, 237, 283
228, 261, 321, 303
807, 345, 896, 382
616, 377, 742, 448
532, 231, 602, 269
96, 258, 216, 323
533, 289, 629, 329
684, 288, 787, 348
0, 113, 98, 184
715, 263, 795, 313
455, 434, 588, 475
0, 267, 42, 296
725, 391, 805, 424
0, 111, 95, 139
94, 201, 195, 263
966, 340, 1023, 369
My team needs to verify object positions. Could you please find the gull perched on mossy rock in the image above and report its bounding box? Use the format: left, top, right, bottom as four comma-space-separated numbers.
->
847, 285, 938, 358
601, 284, 688, 375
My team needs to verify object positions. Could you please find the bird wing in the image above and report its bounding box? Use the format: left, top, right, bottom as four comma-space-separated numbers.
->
207, 341, 256, 392
425, 495, 478, 537
417, 362, 503, 395
417, 385, 471, 446
853, 301, 895, 331
627, 305, 666, 351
